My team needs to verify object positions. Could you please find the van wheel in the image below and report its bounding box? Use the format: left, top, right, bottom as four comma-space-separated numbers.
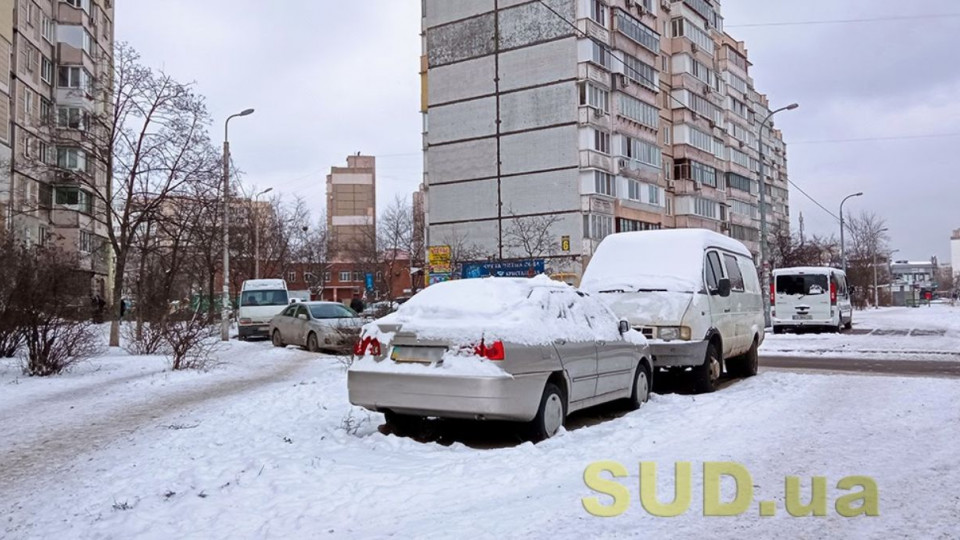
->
727, 339, 759, 378
529, 383, 566, 442
844, 319, 853, 330
693, 342, 722, 393
307, 332, 320, 353
835, 320, 844, 334
271, 330, 284, 348
627, 362, 651, 411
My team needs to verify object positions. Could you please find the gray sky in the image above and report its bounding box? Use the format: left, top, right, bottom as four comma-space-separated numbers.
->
119, 0, 959, 262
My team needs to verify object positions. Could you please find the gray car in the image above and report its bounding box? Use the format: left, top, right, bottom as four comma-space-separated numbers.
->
347, 278, 653, 441
269, 302, 363, 353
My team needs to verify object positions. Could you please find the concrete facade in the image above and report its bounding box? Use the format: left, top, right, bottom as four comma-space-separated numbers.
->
3, 0, 114, 298
421, 0, 791, 281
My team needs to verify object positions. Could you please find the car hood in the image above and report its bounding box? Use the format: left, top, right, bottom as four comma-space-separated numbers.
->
596, 291, 697, 327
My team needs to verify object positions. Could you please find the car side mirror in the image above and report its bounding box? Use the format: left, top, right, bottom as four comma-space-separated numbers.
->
716, 278, 732, 297
618, 320, 630, 334
297, 314, 308, 320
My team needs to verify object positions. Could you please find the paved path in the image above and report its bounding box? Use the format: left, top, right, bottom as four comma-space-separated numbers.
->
760, 355, 960, 378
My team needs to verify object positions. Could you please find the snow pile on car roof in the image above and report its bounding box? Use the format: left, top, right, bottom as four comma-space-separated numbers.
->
365, 275, 628, 346
581, 229, 753, 293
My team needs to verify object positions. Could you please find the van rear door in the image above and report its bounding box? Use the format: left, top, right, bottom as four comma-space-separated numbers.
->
775, 272, 831, 321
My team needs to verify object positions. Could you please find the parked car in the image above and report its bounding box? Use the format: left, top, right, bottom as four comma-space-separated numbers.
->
772, 267, 853, 334
361, 301, 399, 319
347, 276, 652, 441
580, 229, 763, 393
269, 301, 363, 353
238, 279, 291, 340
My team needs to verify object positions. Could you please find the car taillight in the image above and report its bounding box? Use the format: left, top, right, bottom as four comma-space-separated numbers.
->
770, 282, 776, 306
369, 338, 381, 357
830, 282, 837, 305
474, 340, 505, 361
353, 337, 369, 356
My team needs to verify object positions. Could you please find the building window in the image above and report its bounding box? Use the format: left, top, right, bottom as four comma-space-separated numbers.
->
63, 0, 90, 12
617, 218, 661, 232
25, 91, 35, 118
579, 82, 609, 114
694, 197, 719, 219
616, 10, 659, 53
648, 184, 661, 205
662, 125, 672, 146
79, 230, 95, 253
593, 130, 610, 154
726, 172, 755, 194
339, 271, 350, 283
352, 271, 361, 282
584, 214, 613, 240
594, 171, 615, 197
621, 136, 662, 168
42, 16, 55, 42
57, 106, 85, 129
323, 271, 331, 282
287, 271, 297, 283
57, 148, 87, 171
621, 52, 658, 91
618, 94, 659, 129
41, 57, 54, 84
56, 187, 93, 214
589, 0, 607, 26
590, 42, 610, 69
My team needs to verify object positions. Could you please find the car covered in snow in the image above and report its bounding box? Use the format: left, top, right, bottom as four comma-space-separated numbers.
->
580, 229, 763, 393
347, 276, 652, 441
268, 301, 364, 353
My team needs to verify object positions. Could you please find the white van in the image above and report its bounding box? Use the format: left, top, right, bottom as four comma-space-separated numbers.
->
581, 229, 764, 393
772, 267, 852, 334
238, 279, 291, 340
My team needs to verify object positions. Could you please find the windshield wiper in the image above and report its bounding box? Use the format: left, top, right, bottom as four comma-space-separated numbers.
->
599, 289, 626, 294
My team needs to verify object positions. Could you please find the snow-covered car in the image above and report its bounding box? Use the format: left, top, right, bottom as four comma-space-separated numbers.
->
268, 301, 363, 353
581, 229, 763, 393
347, 276, 652, 441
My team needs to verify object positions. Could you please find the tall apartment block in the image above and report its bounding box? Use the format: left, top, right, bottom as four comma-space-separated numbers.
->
1, 0, 115, 297
326, 154, 377, 255
420, 0, 791, 279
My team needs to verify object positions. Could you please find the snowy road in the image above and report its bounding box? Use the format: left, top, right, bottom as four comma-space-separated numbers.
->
761, 355, 960, 378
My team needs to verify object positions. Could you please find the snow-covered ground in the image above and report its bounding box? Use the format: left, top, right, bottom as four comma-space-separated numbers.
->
2, 336, 959, 538
762, 304, 960, 361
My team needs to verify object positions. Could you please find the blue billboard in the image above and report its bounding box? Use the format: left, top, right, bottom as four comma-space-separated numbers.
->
461, 260, 546, 279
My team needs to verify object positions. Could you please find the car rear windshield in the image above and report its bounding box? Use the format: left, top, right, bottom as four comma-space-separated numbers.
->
309, 304, 357, 319
240, 290, 289, 306
776, 275, 828, 296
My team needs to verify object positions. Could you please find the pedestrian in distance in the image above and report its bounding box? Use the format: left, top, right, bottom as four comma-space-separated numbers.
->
350, 295, 365, 314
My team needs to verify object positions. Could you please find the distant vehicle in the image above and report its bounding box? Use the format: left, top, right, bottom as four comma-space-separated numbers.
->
269, 301, 363, 353
580, 229, 763, 393
772, 267, 852, 334
237, 279, 291, 340
361, 301, 399, 319
348, 276, 652, 441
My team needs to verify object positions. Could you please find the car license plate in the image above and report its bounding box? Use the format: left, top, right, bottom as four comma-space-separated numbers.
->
792, 314, 812, 320
259, 326, 270, 331
390, 346, 445, 364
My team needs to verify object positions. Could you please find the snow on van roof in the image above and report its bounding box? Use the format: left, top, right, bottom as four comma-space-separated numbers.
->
241, 279, 287, 290
773, 266, 844, 275
581, 229, 752, 293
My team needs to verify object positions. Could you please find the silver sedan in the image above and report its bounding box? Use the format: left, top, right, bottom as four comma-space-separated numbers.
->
268, 302, 363, 354
348, 279, 653, 441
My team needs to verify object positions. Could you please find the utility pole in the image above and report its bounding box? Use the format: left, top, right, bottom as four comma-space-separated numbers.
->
798, 212, 805, 245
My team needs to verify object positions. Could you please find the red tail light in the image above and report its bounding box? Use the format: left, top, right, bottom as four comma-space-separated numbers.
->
474, 340, 505, 361
369, 338, 381, 357
353, 336, 370, 356
770, 282, 776, 306
830, 282, 837, 305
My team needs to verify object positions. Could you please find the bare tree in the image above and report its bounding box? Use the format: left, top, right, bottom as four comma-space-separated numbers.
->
434, 229, 487, 280
504, 211, 561, 260
378, 195, 414, 299
770, 229, 841, 269
845, 211, 890, 309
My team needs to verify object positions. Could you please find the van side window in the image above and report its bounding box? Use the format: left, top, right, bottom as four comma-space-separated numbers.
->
723, 254, 745, 291
705, 251, 724, 290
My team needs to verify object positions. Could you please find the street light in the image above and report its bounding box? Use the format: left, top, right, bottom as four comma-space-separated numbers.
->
758, 102, 799, 328
221, 108, 256, 341
253, 187, 274, 279
873, 228, 889, 309
839, 191, 863, 275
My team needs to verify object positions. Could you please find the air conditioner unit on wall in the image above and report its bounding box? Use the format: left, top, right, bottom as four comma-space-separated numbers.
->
620, 74, 630, 88
626, 0, 635, 8
618, 158, 628, 168
666, 179, 676, 192
694, 181, 703, 191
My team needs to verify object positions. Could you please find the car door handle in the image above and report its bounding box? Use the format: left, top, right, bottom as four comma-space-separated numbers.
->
724, 308, 732, 313
555, 339, 567, 345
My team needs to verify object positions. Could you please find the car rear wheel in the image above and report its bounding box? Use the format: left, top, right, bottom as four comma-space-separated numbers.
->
271, 330, 284, 348
727, 339, 759, 378
529, 383, 566, 442
835, 320, 844, 334
307, 332, 320, 353
627, 363, 650, 411
384, 411, 424, 437
693, 342, 722, 394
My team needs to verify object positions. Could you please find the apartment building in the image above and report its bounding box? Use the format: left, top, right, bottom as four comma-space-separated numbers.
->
951, 229, 960, 280
420, 0, 790, 280
2, 0, 115, 297
326, 153, 376, 256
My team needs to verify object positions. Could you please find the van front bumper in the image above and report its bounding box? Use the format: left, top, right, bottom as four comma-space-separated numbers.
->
238, 324, 271, 339
648, 339, 709, 368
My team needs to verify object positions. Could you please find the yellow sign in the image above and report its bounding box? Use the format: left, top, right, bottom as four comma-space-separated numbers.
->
428, 245, 452, 273
561, 235, 571, 252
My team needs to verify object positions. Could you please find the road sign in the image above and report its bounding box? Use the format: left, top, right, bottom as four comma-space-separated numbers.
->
428, 245, 452, 274
461, 260, 546, 279
365, 272, 374, 291
561, 235, 570, 252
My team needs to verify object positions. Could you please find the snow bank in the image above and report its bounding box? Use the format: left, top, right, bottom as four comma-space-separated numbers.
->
361, 276, 629, 347
581, 228, 750, 293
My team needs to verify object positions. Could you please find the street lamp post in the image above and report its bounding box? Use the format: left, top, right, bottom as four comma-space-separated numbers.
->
253, 187, 273, 280
221, 108, 255, 342
758, 103, 799, 328
839, 192, 863, 275
873, 228, 889, 309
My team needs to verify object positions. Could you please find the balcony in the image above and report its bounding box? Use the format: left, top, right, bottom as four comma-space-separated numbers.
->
617, 156, 660, 182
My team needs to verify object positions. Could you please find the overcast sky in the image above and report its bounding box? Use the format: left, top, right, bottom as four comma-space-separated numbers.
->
119, 0, 959, 263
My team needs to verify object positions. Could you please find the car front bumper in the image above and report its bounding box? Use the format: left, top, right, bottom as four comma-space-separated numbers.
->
238, 324, 271, 339
647, 339, 710, 368
347, 369, 549, 422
